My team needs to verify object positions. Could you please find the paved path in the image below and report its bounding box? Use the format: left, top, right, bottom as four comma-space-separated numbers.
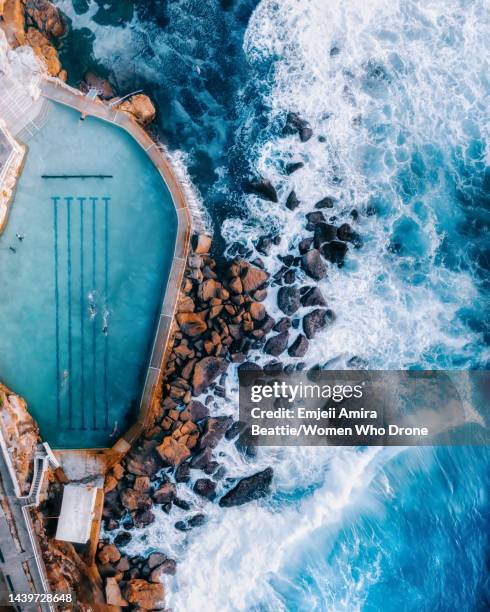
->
0, 455, 52, 611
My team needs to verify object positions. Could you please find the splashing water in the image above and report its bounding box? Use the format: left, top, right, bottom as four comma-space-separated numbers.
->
56, 0, 490, 609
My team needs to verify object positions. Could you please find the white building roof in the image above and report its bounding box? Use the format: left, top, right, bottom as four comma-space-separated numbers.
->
55, 484, 97, 544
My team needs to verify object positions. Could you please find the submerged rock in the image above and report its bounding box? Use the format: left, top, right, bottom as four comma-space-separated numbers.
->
219, 467, 274, 507
244, 177, 278, 202
285, 190, 301, 210
315, 196, 336, 209
282, 112, 313, 142
285, 161, 304, 175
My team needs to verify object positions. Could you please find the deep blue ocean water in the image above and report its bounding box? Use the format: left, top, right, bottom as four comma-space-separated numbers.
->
54, 1, 489, 609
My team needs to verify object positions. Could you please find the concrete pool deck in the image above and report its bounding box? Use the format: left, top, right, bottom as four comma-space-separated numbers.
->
3, 77, 192, 469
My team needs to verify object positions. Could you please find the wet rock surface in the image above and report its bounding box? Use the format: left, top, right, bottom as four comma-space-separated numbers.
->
219, 468, 274, 507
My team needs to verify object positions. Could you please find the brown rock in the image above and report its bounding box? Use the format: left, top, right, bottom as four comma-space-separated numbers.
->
241, 265, 269, 294
2, 0, 26, 46
105, 577, 128, 607
122, 579, 165, 610
288, 334, 309, 357
248, 302, 266, 321
301, 249, 327, 280
228, 276, 243, 294
199, 416, 233, 450
192, 356, 227, 395
82, 72, 114, 100
98, 544, 121, 565
178, 294, 195, 312
104, 475, 118, 493
120, 489, 152, 512
177, 312, 207, 337
126, 441, 163, 477
119, 94, 156, 126
198, 279, 222, 302
150, 559, 177, 581
134, 476, 151, 493
264, 331, 289, 356
193, 234, 212, 254
152, 482, 176, 504
156, 437, 191, 467
112, 463, 125, 480
25, 0, 65, 38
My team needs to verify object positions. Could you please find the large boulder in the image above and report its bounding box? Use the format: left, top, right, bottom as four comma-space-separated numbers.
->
126, 441, 163, 477
244, 178, 278, 202
122, 579, 165, 611
321, 240, 348, 266
264, 331, 289, 356
285, 190, 300, 210
24, 28, 61, 76
288, 334, 309, 357
300, 287, 327, 307
156, 437, 191, 467
282, 112, 313, 142
193, 478, 217, 500
314, 222, 338, 248
97, 544, 121, 565
120, 489, 152, 512
192, 357, 227, 395
192, 234, 212, 254
119, 94, 156, 126
2, 0, 26, 46
277, 285, 301, 316
303, 308, 335, 339
219, 467, 273, 507
315, 196, 336, 209
301, 249, 327, 280
241, 265, 269, 294
176, 312, 207, 337
152, 482, 176, 504
199, 416, 233, 450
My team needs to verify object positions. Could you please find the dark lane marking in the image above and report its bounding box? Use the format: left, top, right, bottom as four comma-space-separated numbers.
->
66, 196, 73, 429
90, 196, 97, 430
79, 197, 86, 430
52, 197, 61, 422
42, 174, 113, 179
103, 197, 110, 429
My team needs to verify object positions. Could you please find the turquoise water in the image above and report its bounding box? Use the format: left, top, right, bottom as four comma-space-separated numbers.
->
0, 101, 176, 448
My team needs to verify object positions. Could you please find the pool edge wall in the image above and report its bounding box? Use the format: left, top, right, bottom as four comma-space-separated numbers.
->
40, 77, 192, 458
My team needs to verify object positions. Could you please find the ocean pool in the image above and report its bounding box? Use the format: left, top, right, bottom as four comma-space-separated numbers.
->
0, 101, 177, 448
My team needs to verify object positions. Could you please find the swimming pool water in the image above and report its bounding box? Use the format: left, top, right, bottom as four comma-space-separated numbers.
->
0, 101, 177, 448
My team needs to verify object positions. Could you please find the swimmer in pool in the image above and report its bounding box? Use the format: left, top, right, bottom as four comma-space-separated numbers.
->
9, 246, 16, 253
16, 232, 25, 241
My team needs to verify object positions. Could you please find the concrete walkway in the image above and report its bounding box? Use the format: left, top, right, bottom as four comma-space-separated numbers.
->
0, 454, 52, 611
